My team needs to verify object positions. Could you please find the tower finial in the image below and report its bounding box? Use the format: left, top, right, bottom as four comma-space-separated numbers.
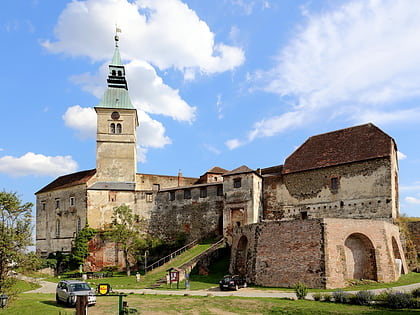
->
114, 26, 122, 47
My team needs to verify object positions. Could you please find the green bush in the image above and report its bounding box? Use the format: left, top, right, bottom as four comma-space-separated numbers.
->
312, 292, 322, 301
332, 289, 351, 303
412, 287, 420, 298
354, 290, 374, 305
294, 282, 308, 300
322, 293, 332, 302
386, 291, 413, 309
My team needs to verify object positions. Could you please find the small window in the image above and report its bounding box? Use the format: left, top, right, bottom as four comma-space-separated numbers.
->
200, 188, 207, 198
153, 184, 160, 191
331, 177, 339, 190
55, 199, 60, 209
41, 202, 46, 211
217, 186, 223, 196
70, 197, 75, 207
214, 177, 218, 182
56, 220, 61, 237
146, 193, 153, 203
109, 191, 117, 202
112, 70, 116, 76
110, 123, 116, 134
170, 191, 175, 201
233, 178, 242, 188
184, 190, 191, 199
116, 123, 122, 134
118, 70, 122, 76
301, 211, 308, 220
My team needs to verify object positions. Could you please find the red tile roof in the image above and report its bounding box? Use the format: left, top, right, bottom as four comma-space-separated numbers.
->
283, 123, 396, 174
35, 169, 96, 194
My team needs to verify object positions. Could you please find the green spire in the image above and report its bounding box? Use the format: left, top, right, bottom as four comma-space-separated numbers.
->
96, 34, 134, 110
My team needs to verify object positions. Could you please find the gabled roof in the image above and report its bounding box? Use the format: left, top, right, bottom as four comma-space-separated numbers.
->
35, 169, 96, 194
283, 123, 395, 174
223, 165, 255, 176
205, 166, 228, 174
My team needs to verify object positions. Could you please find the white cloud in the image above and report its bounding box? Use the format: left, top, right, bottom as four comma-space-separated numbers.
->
137, 110, 172, 148
62, 105, 96, 138
241, 0, 420, 146
0, 152, 78, 177
42, 0, 244, 77
397, 151, 407, 161
405, 196, 420, 205
225, 138, 244, 150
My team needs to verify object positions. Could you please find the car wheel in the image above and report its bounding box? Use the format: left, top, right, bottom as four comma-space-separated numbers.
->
235, 284, 239, 291
67, 297, 76, 307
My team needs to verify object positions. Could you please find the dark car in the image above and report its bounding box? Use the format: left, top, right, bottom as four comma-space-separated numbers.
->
219, 275, 247, 291
56, 280, 96, 306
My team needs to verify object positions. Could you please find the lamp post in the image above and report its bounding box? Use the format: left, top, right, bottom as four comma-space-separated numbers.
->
0, 294, 8, 309
144, 250, 149, 274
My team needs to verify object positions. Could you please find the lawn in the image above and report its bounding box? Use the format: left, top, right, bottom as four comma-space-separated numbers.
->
3, 293, 420, 314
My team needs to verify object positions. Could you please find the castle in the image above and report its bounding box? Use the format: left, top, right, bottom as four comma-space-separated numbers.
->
36, 36, 408, 289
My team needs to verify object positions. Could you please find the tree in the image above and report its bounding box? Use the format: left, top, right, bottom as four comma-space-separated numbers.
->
106, 205, 144, 276
69, 225, 96, 270
0, 191, 33, 291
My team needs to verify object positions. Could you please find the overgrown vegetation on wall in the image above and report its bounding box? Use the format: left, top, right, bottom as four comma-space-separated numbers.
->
397, 216, 418, 270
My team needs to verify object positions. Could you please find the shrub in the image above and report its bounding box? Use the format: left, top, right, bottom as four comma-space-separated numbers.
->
355, 290, 374, 306
312, 292, 322, 301
386, 291, 413, 309
322, 293, 332, 302
412, 287, 420, 298
294, 282, 308, 300
333, 289, 351, 303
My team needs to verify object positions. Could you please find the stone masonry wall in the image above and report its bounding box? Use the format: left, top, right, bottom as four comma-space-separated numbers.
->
231, 220, 325, 288
263, 158, 395, 221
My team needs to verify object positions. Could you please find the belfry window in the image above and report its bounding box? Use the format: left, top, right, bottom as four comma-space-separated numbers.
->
112, 70, 116, 76
110, 123, 115, 134
118, 70, 122, 76
116, 123, 122, 134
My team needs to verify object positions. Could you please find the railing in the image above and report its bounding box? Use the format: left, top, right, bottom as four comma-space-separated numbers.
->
179, 238, 225, 270
145, 239, 198, 272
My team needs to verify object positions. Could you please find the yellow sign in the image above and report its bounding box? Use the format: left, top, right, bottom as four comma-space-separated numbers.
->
98, 283, 110, 295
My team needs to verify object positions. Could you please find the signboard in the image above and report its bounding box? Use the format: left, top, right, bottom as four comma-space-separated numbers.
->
98, 283, 111, 295
170, 271, 179, 282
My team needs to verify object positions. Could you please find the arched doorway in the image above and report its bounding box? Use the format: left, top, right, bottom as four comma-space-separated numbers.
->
344, 233, 377, 280
235, 236, 248, 276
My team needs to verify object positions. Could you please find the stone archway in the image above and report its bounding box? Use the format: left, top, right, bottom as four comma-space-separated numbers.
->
234, 236, 248, 276
392, 236, 405, 275
344, 233, 377, 280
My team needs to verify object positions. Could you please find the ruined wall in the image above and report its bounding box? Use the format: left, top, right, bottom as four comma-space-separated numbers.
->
263, 158, 395, 221
149, 184, 224, 242
231, 220, 325, 288
85, 235, 124, 272
323, 218, 407, 289
36, 184, 88, 257
407, 221, 420, 256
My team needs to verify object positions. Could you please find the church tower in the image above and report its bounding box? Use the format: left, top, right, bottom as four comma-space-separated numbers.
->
94, 34, 138, 186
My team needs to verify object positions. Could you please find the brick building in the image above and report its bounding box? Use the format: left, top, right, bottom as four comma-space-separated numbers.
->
36, 37, 407, 288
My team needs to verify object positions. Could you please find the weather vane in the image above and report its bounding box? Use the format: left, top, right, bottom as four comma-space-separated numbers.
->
115, 26, 122, 47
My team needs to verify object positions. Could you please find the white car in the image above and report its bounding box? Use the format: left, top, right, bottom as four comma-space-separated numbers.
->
56, 280, 96, 306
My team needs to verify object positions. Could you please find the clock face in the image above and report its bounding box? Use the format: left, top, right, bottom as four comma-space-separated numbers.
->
111, 111, 120, 120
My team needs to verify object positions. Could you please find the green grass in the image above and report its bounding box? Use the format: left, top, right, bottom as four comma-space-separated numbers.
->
4, 293, 420, 315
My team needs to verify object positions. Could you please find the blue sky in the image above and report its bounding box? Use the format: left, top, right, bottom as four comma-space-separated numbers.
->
1, 0, 420, 218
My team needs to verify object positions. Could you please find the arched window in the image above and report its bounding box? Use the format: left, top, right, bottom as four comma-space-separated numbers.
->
112, 70, 116, 76
116, 123, 122, 134
110, 123, 115, 134
118, 70, 122, 76
56, 220, 61, 238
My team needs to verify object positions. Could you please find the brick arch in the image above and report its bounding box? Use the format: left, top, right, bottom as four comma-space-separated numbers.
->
234, 235, 248, 276
344, 233, 377, 281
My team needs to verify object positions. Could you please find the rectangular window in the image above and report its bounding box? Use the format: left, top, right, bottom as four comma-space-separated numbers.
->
184, 189, 191, 199
153, 184, 160, 191
200, 187, 207, 198
41, 202, 46, 211
233, 178, 242, 188
69, 197, 75, 207
55, 199, 60, 209
331, 177, 339, 190
146, 193, 153, 203
217, 186, 223, 196
170, 191, 175, 201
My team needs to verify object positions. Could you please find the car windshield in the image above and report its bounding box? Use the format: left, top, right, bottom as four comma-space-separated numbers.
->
69, 283, 91, 291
